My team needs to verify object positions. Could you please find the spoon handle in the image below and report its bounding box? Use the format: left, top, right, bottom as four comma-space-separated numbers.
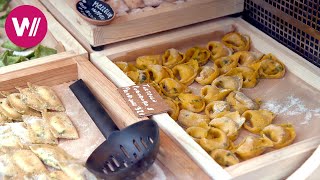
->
70, 79, 119, 138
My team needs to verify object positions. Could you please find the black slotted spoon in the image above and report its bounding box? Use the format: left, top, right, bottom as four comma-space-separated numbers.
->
70, 80, 160, 180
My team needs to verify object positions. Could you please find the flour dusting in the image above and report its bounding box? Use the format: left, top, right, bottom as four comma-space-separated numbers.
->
261, 95, 320, 125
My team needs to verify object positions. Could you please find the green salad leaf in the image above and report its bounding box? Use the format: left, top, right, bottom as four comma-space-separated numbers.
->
32, 45, 57, 58
1, 40, 26, 51
3, 55, 27, 65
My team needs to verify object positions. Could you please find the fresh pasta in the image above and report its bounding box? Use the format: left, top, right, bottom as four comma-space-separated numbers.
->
172, 59, 199, 85
178, 93, 205, 113
261, 124, 296, 149
206, 41, 232, 61
117, 31, 294, 168
195, 64, 220, 85
185, 47, 211, 65
222, 32, 250, 52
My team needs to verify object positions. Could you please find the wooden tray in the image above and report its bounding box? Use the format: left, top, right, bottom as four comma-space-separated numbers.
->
0, 54, 212, 179
89, 17, 320, 179
287, 145, 320, 180
40, 0, 244, 48
0, 0, 87, 74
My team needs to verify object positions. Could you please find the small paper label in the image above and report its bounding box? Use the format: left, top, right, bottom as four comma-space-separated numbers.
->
76, 0, 114, 21
118, 84, 170, 118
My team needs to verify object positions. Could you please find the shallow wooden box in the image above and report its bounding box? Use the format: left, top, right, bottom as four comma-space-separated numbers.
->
0, 54, 214, 179
40, 0, 244, 48
90, 17, 320, 179
0, 0, 86, 74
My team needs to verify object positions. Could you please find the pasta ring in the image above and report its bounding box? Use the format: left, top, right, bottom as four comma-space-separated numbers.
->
212, 75, 243, 91
159, 78, 189, 98
136, 55, 161, 69
163, 97, 180, 120
199, 127, 229, 152
177, 109, 210, 128
195, 64, 220, 85
185, 47, 211, 65
126, 70, 150, 84
225, 67, 258, 88
186, 126, 208, 139
206, 41, 232, 61
235, 136, 273, 160
200, 85, 232, 104
115, 61, 138, 72
232, 51, 263, 67
172, 60, 199, 85
210, 149, 239, 167
222, 32, 250, 52
205, 101, 230, 119
214, 56, 239, 74
178, 93, 205, 113
256, 54, 286, 79
242, 109, 275, 134
226, 91, 259, 114
261, 124, 296, 149
162, 48, 185, 68
146, 64, 173, 83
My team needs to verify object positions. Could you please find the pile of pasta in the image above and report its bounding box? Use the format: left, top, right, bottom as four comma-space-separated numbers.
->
116, 32, 296, 168
104, 0, 192, 16
0, 83, 96, 179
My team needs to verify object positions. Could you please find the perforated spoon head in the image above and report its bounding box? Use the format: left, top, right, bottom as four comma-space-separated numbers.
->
86, 120, 160, 180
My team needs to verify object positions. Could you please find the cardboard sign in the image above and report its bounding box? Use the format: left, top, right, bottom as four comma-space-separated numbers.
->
118, 84, 170, 118
76, 0, 114, 22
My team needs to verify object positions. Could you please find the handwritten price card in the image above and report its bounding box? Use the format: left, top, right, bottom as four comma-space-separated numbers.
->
118, 84, 170, 118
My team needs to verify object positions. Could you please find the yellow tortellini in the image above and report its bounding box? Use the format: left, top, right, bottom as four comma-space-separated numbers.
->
222, 32, 250, 52
149, 81, 163, 96
199, 127, 229, 152
186, 126, 208, 140
136, 55, 161, 69
226, 91, 259, 114
162, 48, 185, 68
234, 136, 273, 160
195, 64, 220, 85
214, 56, 239, 74
210, 149, 239, 167
163, 97, 180, 121
146, 64, 173, 83
178, 93, 205, 113
159, 78, 189, 98
254, 54, 286, 79
172, 60, 199, 85
261, 124, 296, 149
200, 85, 232, 104
120, 32, 291, 167
178, 110, 210, 128
242, 109, 275, 134
127, 70, 150, 84
205, 101, 230, 119
115, 61, 137, 72
206, 41, 232, 61
209, 111, 245, 141
212, 75, 243, 91
225, 67, 258, 88
185, 47, 211, 65
232, 51, 263, 67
